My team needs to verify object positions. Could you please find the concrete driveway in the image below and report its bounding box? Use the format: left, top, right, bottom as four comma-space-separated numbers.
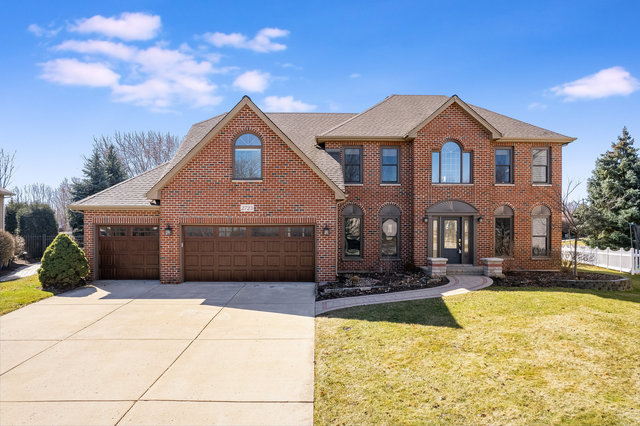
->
0, 281, 315, 425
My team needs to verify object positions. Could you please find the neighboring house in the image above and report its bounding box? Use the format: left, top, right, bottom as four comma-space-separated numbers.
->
70, 95, 575, 283
0, 187, 14, 231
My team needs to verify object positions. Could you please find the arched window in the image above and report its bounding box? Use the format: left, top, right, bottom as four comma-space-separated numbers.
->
494, 205, 514, 257
233, 133, 262, 179
342, 205, 363, 258
432, 141, 472, 183
532, 205, 551, 257
380, 205, 400, 258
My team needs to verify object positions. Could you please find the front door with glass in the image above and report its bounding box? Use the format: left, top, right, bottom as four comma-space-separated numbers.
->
433, 216, 473, 264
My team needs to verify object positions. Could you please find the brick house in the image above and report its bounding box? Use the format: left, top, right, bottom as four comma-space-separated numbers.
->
70, 95, 575, 284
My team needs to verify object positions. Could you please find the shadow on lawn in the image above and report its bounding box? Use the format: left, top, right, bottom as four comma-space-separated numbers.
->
320, 297, 462, 328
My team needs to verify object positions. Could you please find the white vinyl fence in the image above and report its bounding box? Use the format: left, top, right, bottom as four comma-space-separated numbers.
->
562, 244, 640, 275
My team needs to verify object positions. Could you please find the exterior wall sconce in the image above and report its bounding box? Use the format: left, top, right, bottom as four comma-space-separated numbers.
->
477, 216, 484, 223
164, 224, 173, 236
323, 225, 330, 236
423, 216, 429, 223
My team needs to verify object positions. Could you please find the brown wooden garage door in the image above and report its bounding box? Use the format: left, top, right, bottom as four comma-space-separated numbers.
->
98, 226, 160, 280
183, 226, 314, 282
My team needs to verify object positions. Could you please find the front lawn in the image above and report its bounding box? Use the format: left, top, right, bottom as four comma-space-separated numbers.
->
315, 266, 640, 424
0, 275, 52, 315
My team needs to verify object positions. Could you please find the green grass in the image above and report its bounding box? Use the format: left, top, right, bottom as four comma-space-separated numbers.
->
0, 275, 52, 315
315, 266, 640, 425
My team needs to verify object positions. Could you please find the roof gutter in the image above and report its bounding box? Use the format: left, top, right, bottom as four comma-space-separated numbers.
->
68, 204, 161, 212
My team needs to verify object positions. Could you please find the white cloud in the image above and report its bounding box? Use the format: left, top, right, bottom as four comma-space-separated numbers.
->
28, 23, 60, 38
70, 12, 161, 41
204, 27, 289, 53
528, 102, 547, 110
55, 40, 137, 61
262, 96, 316, 112
40, 58, 119, 87
233, 70, 270, 92
43, 41, 223, 109
550, 66, 640, 101
349, 73, 361, 79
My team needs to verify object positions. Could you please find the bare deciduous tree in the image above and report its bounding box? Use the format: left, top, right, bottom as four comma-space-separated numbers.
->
0, 149, 16, 188
93, 131, 181, 176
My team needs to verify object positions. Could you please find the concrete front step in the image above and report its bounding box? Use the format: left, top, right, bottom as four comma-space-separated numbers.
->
445, 265, 484, 275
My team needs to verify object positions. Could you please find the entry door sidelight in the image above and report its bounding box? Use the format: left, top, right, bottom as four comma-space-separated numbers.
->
442, 217, 462, 264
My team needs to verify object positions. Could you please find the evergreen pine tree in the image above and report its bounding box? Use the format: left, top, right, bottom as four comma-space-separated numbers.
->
68, 147, 109, 243
104, 144, 128, 186
577, 127, 640, 249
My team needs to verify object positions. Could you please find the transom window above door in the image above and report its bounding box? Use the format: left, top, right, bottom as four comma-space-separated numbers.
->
233, 133, 262, 180
432, 141, 472, 184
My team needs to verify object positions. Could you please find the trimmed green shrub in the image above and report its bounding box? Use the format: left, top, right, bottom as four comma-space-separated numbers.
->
5, 201, 28, 234
38, 234, 89, 289
0, 230, 15, 268
16, 203, 58, 237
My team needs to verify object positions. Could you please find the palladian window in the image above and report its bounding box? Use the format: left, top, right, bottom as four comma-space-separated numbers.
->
343, 205, 363, 258
432, 141, 472, 183
380, 205, 400, 257
233, 133, 262, 180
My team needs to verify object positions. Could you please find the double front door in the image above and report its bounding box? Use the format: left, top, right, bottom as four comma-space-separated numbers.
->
435, 216, 473, 264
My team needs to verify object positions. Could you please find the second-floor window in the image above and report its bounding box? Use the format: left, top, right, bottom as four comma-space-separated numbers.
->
233, 133, 262, 180
532, 148, 550, 183
495, 148, 513, 184
381, 147, 399, 183
432, 141, 472, 184
344, 147, 362, 184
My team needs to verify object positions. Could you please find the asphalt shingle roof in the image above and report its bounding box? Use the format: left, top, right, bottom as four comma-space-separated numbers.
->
70, 163, 166, 208
71, 95, 574, 209
322, 95, 572, 140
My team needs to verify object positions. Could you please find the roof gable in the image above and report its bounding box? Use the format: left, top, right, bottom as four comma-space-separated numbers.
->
146, 96, 347, 200
406, 95, 502, 138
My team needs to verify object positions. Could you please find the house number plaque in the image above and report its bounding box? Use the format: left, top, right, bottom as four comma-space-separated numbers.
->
240, 204, 255, 212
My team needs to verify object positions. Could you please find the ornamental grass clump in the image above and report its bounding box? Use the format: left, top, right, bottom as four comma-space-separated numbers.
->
38, 234, 89, 290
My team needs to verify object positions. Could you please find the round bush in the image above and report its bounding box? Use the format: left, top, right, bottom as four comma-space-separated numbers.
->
38, 234, 89, 290
0, 230, 15, 268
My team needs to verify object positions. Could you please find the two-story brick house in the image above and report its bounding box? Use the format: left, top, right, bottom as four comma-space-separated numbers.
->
70, 95, 575, 284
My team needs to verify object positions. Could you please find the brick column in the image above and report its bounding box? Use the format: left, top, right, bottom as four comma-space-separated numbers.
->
481, 257, 504, 277
427, 257, 448, 277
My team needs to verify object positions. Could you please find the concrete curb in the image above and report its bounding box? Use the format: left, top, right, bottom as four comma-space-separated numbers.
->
315, 275, 493, 315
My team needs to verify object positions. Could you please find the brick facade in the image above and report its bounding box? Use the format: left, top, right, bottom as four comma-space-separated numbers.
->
81, 99, 565, 284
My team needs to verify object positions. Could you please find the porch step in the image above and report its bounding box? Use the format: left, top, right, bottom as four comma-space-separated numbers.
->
445, 265, 484, 275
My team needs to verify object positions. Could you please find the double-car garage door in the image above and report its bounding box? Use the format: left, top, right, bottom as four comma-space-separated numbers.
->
97, 224, 315, 282
183, 225, 315, 282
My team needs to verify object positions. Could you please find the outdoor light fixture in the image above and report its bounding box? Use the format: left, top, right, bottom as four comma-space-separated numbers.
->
323, 225, 330, 236
164, 224, 173, 236
477, 216, 484, 223
423, 216, 429, 223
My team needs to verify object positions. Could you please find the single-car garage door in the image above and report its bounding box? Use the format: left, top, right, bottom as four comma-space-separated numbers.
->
183, 225, 314, 282
98, 225, 160, 280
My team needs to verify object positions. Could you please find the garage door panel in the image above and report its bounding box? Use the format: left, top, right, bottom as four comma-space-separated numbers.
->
182, 225, 314, 282
98, 226, 159, 280
299, 241, 314, 252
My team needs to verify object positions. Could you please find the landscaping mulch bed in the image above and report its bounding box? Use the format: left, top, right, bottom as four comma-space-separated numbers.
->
317, 271, 448, 301
494, 270, 631, 291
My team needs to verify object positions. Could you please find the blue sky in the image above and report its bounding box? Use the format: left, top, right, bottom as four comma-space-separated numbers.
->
2, 0, 639, 200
